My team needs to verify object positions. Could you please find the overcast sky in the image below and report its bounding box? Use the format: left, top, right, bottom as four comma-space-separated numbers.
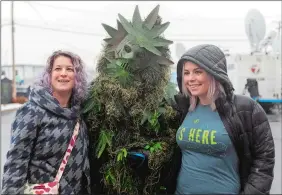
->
1, 1, 281, 69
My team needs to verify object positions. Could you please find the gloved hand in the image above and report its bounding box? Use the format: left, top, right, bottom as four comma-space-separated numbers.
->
127, 151, 149, 180
127, 151, 148, 169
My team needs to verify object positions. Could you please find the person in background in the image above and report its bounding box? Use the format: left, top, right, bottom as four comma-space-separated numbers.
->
1, 71, 6, 79
161, 44, 275, 194
15, 70, 24, 85
2, 50, 91, 194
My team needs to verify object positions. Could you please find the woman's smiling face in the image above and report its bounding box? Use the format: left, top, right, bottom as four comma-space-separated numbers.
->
183, 61, 210, 98
51, 56, 75, 95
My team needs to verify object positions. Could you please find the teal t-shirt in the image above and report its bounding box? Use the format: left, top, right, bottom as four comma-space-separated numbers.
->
175, 104, 240, 194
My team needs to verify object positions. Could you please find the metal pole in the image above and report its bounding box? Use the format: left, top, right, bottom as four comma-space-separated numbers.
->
11, 0, 16, 100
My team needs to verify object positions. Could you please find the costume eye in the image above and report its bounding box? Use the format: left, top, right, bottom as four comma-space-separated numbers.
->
124, 45, 132, 53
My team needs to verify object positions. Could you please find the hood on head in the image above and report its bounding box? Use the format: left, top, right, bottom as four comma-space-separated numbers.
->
29, 85, 80, 120
176, 44, 234, 100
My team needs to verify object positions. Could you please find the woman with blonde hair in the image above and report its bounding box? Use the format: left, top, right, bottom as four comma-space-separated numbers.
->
161, 44, 275, 194
2, 50, 91, 194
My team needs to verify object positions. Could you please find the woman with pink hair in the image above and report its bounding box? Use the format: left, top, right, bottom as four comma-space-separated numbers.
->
160, 44, 275, 194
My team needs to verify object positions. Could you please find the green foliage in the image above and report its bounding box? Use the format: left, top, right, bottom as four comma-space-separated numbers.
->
102, 21, 127, 52
141, 107, 166, 133
83, 4, 179, 195
144, 5, 160, 30
102, 5, 173, 69
81, 90, 101, 114
164, 81, 178, 105
148, 110, 161, 133
144, 142, 163, 153
117, 148, 128, 162
118, 10, 172, 56
105, 168, 116, 185
105, 58, 133, 87
96, 129, 114, 158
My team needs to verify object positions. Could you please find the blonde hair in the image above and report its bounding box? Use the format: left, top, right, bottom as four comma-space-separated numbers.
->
181, 65, 226, 112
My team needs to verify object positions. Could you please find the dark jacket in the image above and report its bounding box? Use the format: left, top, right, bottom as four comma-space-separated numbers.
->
2, 86, 91, 194
161, 44, 275, 194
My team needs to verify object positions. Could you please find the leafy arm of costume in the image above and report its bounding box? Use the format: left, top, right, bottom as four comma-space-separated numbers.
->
242, 102, 275, 194
2, 104, 39, 194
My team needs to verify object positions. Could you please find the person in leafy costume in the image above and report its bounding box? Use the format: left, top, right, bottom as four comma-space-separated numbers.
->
82, 5, 180, 195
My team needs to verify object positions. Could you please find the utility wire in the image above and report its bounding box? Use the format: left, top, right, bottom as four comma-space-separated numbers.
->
21, 2, 282, 21
15, 23, 248, 42
24, 1, 48, 25
17, 2, 103, 35
8, 2, 250, 41
13, 2, 277, 39
27, 1, 99, 14
1, 23, 11, 27
15, 23, 105, 37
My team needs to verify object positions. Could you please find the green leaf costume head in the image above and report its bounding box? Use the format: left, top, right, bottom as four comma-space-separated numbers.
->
83, 5, 179, 195
98, 5, 174, 87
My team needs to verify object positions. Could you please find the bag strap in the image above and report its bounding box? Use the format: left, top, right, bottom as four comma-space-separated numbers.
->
54, 121, 80, 182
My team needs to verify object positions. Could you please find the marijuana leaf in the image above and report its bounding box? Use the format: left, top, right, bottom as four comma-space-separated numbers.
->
164, 81, 178, 105
105, 58, 133, 87
140, 110, 151, 125
133, 51, 173, 75
144, 5, 160, 30
82, 93, 101, 114
141, 106, 166, 126
105, 168, 116, 185
144, 142, 163, 153
96, 129, 114, 158
102, 20, 127, 47
141, 107, 167, 133
102, 23, 118, 37
101, 4, 173, 77
116, 5, 172, 57
150, 22, 170, 38
153, 142, 162, 150
149, 110, 161, 132
118, 14, 162, 56
144, 145, 150, 150
117, 148, 128, 162
132, 5, 142, 29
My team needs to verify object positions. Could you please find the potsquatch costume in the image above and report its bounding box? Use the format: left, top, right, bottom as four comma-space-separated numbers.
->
82, 5, 180, 195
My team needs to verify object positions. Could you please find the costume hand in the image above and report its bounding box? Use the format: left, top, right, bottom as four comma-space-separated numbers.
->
127, 151, 148, 169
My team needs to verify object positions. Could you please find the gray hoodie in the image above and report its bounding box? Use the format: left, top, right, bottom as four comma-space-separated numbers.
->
176, 44, 234, 100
